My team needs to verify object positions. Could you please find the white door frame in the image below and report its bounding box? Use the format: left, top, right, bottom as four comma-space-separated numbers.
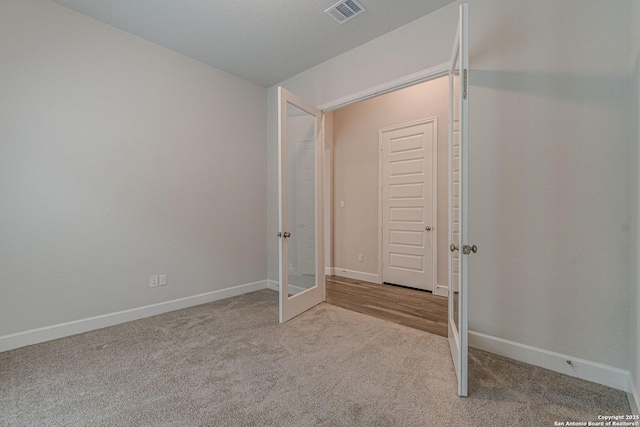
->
377, 118, 438, 292
319, 62, 449, 294
448, 3, 470, 397
318, 63, 450, 112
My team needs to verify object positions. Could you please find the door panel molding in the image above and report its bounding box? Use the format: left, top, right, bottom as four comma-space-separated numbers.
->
378, 118, 438, 292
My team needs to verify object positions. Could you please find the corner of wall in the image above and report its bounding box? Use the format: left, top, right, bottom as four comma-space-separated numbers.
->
1, 0, 269, 337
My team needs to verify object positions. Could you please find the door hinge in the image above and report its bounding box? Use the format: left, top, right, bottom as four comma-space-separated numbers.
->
463, 69, 468, 100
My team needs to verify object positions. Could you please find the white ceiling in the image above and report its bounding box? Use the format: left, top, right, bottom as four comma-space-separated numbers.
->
51, 0, 455, 87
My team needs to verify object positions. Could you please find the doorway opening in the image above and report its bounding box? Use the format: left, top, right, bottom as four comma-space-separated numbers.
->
326, 76, 449, 291
323, 76, 450, 334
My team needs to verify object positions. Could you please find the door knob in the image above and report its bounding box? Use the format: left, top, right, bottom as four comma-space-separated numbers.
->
283, 231, 291, 238
450, 244, 458, 252
425, 226, 432, 231
462, 244, 478, 255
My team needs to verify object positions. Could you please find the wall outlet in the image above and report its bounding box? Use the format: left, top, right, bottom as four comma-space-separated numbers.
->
159, 275, 167, 286
358, 254, 363, 262
150, 275, 159, 288
340, 200, 345, 208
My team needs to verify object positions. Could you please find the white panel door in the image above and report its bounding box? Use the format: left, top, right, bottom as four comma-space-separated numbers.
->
448, 3, 471, 397
381, 120, 437, 291
278, 87, 325, 323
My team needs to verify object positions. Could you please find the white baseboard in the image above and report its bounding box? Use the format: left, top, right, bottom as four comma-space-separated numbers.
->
628, 373, 640, 415
434, 284, 448, 297
332, 267, 380, 283
267, 279, 279, 291
469, 331, 631, 393
266, 279, 306, 295
0, 279, 269, 353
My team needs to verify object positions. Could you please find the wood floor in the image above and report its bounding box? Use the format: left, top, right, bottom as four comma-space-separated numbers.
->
325, 275, 448, 337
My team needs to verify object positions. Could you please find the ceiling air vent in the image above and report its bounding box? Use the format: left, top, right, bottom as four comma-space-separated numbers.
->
325, 0, 366, 24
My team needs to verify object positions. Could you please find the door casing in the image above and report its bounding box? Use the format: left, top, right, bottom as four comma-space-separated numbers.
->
320, 63, 450, 297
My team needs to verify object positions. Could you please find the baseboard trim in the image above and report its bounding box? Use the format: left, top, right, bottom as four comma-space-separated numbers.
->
332, 267, 380, 283
434, 284, 448, 297
325, 267, 333, 276
0, 279, 269, 353
628, 373, 640, 415
267, 279, 279, 291
469, 331, 631, 393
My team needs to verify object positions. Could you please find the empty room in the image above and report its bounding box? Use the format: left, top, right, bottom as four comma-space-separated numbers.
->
1, 0, 639, 425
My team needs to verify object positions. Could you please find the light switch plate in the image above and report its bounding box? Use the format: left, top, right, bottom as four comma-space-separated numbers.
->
150, 275, 159, 288
159, 275, 167, 286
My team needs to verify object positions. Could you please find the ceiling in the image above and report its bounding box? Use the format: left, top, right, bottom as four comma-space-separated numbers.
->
51, 0, 455, 87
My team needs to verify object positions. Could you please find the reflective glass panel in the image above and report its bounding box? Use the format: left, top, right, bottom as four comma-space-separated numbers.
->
286, 102, 317, 297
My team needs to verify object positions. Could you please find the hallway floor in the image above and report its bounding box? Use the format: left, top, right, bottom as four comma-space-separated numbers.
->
325, 275, 448, 337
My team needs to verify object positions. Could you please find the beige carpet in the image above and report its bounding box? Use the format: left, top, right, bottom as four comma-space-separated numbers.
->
0, 290, 630, 426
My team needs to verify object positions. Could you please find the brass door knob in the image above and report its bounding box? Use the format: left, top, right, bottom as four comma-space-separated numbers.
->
450, 244, 458, 252
425, 226, 432, 231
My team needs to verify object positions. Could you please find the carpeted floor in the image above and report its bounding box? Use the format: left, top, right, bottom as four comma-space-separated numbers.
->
0, 289, 630, 426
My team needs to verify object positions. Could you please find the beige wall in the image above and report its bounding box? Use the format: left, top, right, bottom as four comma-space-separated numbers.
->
331, 77, 449, 288
0, 0, 267, 336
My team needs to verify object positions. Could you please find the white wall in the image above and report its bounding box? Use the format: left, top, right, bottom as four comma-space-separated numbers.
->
332, 78, 449, 288
268, 0, 635, 372
468, 0, 633, 371
0, 0, 267, 337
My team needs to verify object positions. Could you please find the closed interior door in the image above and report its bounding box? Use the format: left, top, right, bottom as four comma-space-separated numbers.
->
381, 120, 437, 291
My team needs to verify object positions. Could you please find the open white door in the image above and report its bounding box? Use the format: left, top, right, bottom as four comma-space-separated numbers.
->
278, 87, 325, 323
448, 3, 472, 397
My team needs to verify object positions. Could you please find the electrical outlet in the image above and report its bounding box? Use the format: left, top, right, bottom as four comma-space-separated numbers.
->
159, 275, 167, 286
358, 254, 363, 262
150, 275, 159, 288
340, 200, 345, 208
